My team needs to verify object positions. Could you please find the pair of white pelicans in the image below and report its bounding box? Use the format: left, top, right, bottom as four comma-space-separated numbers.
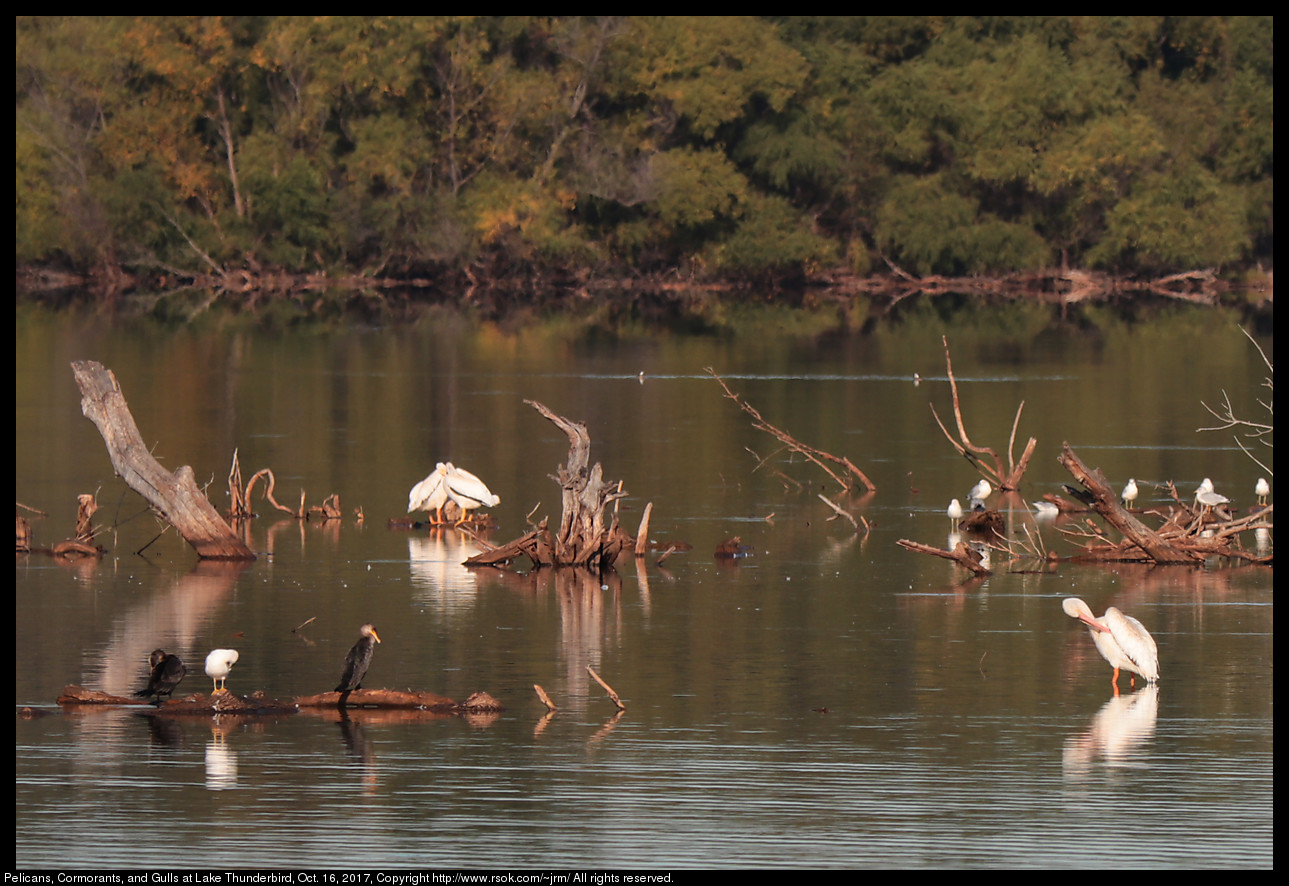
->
407, 462, 500, 526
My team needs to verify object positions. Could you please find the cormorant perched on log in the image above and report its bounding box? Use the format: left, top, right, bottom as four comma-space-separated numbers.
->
134, 649, 186, 703
335, 624, 381, 697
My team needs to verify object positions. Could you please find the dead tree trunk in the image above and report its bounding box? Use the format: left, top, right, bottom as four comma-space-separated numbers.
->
466, 400, 631, 571
1057, 443, 1197, 565
71, 360, 256, 560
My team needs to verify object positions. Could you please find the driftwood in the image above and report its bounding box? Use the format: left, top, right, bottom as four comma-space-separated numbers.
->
896, 538, 993, 576
71, 360, 256, 560
1056, 444, 1198, 565
707, 367, 876, 493
56, 685, 295, 714
930, 336, 1036, 493
465, 400, 633, 571
294, 688, 503, 713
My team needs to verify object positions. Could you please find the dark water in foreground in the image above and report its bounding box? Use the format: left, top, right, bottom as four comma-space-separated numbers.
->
15, 296, 1273, 869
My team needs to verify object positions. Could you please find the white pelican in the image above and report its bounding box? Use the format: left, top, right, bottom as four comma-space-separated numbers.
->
968, 479, 992, 503
1062, 597, 1159, 690
336, 624, 381, 695
947, 498, 963, 525
1121, 478, 1138, 509
408, 463, 452, 523
204, 649, 240, 693
442, 463, 500, 525
1255, 478, 1269, 506
134, 649, 186, 703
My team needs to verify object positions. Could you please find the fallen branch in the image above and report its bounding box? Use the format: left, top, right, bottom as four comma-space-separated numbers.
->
587, 665, 625, 711
71, 360, 256, 560
896, 538, 992, 575
706, 367, 876, 493
929, 336, 1036, 492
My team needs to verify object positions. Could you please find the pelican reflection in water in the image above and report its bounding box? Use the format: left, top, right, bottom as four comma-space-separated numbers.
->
1062, 598, 1159, 694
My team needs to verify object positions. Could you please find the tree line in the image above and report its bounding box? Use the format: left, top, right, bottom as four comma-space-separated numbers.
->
15, 16, 1274, 292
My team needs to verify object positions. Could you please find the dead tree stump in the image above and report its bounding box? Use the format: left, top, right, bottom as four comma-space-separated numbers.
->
71, 360, 256, 560
466, 400, 631, 572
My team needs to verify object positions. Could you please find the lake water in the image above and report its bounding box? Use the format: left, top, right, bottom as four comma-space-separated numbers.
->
14, 292, 1273, 870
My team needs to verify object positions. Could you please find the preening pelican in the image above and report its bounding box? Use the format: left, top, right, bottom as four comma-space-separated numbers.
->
968, 479, 992, 504
1062, 598, 1159, 691
205, 649, 240, 693
408, 463, 452, 523
1121, 478, 1138, 509
443, 463, 500, 525
135, 649, 187, 703
336, 624, 381, 695
1255, 478, 1269, 506
947, 498, 963, 525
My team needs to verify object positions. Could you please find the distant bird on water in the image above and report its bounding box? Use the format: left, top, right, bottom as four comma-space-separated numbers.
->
1255, 478, 1270, 506
947, 498, 964, 526
1062, 598, 1159, 691
135, 649, 187, 703
1121, 478, 1138, 509
335, 624, 381, 695
204, 649, 239, 694
1032, 501, 1059, 520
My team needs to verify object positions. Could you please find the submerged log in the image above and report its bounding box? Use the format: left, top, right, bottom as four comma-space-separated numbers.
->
71, 360, 256, 560
896, 538, 993, 576
55, 685, 295, 714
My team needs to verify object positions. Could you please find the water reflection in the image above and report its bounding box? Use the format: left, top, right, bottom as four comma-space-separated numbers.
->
406, 530, 485, 602
1063, 684, 1160, 776
204, 725, 239, 790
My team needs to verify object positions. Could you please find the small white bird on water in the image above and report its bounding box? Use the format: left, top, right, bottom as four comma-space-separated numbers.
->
947, 498, 963, 525
1255, 478, 1270, 506
1032, 501, 1059, 520
1062, 598, 1159, 692
204, 649, 240, 694
1121, 478, 1138, 509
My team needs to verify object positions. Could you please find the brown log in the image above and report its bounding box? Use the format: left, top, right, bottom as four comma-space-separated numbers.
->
1056, 443, 1198, 565
71, 361, 256, 560
897, 538, 993, 575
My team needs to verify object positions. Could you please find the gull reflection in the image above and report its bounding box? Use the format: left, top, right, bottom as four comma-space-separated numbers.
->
1062, 683, 1159, 777
204, 725, 238, 791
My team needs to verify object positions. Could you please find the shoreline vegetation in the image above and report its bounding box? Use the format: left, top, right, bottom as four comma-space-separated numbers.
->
17, 17, 1273, 316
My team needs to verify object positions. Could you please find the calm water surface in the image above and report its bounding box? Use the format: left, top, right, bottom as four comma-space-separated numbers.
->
14, 295, 1272, 869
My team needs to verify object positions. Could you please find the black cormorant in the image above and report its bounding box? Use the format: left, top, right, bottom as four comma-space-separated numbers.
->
134, 649, 187, 703
335, 624, 381, 694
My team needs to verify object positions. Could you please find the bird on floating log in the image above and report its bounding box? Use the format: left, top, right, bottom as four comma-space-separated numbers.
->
1121, 478, 1138, 509
204, 649, 239, 694
1255, 478, 1269, 506
1062, 598, 1159, 692
335, 624, 381, 696
1195, 489, 1230, 515
442, 463, 500, 525
408, 463, 452, 524
135, 649, 186, 703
